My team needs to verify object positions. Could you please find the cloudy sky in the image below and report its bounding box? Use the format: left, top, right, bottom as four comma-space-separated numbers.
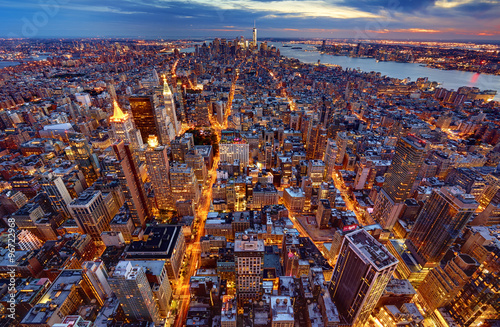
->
1, 0, 499, 40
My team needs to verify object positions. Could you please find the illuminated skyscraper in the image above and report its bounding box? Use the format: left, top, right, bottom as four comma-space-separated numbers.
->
145, 136, 173, 211
113, 140, 151, 228
110, 100, 143, 151
129, 95, 159, 144
372, 135, 427, 230
329, 229, 398, 326
253, 23, 257, 48
163, 76, 179, 136
406, 186, 478, 267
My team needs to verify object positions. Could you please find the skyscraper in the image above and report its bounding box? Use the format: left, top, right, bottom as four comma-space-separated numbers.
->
110, 100, 143, 151
163, 76, 179, 136
68, 189, 112, 243
372, 134, 427, 229
109, 261, 160, 324
329, 229, 398, 326
129, 95, 159, 144
406, 186, 478, 266
252, 24, 257, 48
40, 173, 72, 218
113, 140, 151, 228
145, 136, 173, 211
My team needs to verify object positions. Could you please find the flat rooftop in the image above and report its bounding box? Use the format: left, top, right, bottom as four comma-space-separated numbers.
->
347, 229, 398, 270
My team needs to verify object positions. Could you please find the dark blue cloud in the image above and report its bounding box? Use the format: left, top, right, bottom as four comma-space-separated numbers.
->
0, 0, 498, 39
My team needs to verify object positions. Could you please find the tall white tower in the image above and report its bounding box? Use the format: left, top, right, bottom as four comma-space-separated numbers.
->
163, 76, 179, 136
253, 22, 257, 48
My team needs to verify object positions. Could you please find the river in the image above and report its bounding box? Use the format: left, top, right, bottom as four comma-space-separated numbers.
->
271, 42, 500, 101
181, 42, 500, 101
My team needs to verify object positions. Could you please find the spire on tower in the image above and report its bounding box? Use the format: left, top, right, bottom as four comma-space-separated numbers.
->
110, 100, 128, 122
163, 75, 172, 95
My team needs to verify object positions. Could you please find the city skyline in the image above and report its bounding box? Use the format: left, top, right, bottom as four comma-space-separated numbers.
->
0, 0, 499, 40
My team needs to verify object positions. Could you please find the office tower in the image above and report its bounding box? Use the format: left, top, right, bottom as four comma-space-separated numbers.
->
109, 100, 143, 150
40, 173, 72, 218
113, 140, 151, 228
406, 186, 478, 267
163, 77, 179, 136
235, 235, 264, 304
109, 261, 160, 324
323, 138, 337, 181
129, 95, 158, 144
170, 163, 200, 206
65, 135, 100, 186
417, 253, 478, 312
253, 24, 257, 48
329, 229, 398, 326
145, 137, 173, 211
316, 199, 332, 229
68, 189, 112, 243
372, 135, 427, 230
82, 260, 113, 305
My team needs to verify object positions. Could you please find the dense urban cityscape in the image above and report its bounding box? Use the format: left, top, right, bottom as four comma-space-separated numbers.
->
0, 13, 500, 327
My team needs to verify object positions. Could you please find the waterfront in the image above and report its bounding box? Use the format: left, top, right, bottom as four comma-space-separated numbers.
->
0, 61, 19, 68
271, 42, 500, 101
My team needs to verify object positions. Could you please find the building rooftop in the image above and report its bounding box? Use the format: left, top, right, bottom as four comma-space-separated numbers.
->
125, 224, 182, 259
21, 270, 84, 325
234, 237, 265, 253
347, 229, 398, 270
270, 296, 294, 322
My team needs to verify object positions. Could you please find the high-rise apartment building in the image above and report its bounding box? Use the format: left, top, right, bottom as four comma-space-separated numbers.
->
372, 135, 427, 229
145, 137, 173, 211
406, 186, 478, 266
109, 100, 143, 150
109, 261, 160, 324
329, 229, 398, 326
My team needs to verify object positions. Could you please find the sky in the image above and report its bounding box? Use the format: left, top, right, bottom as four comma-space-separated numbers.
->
0, 0, 499, 41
